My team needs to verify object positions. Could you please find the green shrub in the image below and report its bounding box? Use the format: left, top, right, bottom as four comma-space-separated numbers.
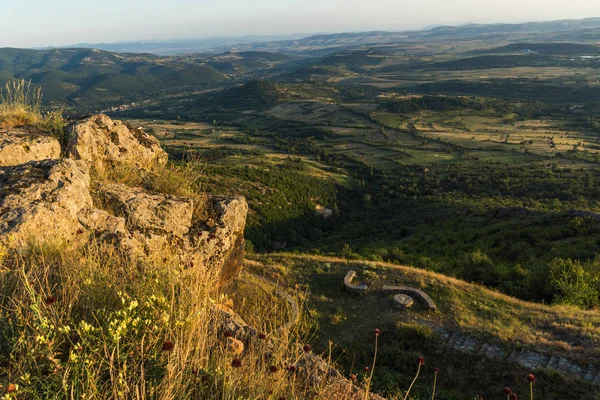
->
549, 258, 600, 308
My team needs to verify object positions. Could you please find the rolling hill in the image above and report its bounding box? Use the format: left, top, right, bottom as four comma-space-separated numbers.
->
0, 48, 298, 109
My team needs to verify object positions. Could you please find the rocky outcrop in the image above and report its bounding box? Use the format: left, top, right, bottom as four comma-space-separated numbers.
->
0, 114, 247, 287
0, 159, 92, 246
66, 114, 167, 173
97, 183, 194, 237
0, 127, 61, 166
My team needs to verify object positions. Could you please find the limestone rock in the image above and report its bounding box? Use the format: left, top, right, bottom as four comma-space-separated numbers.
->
66, 114, 167, 173
195, 196, 248, 286
0, 127, 61, 167
97, 183, 194, 236
0, 159, 92, 246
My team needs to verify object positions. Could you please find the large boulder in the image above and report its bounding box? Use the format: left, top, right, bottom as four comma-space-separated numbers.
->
66, 114, 167, 173
0, 127, 61, 167
96, 183, 194, 237
0, 159, 92, 246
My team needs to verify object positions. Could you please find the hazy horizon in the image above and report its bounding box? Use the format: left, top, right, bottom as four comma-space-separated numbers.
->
4, 0, 600, 48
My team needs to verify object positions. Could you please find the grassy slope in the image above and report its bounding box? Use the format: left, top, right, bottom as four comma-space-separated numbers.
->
246, 253, 600, 399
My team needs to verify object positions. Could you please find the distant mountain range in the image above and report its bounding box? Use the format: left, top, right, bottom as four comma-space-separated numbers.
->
36, 17, 600, 56
45, 34, 315, 56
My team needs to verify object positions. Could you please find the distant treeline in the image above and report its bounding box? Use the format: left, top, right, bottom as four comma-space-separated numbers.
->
382, 95, 548, 117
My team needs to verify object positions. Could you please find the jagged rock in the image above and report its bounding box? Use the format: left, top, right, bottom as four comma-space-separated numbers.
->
0, 159, 92, 246
97, 183, 194, 236
196, 196, 248, 286
0, 127, 61, 167
66, 114, 167, 173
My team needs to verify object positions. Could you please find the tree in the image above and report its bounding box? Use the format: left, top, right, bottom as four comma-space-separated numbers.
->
549, 258, 600, 309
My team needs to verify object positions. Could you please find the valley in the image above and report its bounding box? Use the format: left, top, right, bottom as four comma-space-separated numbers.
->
3, 16, 600, 399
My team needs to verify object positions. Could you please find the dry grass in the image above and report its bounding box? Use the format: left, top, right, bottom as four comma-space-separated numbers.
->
0, 238, 353, 399
0, 80, 42, 128
248, 253, 600, 364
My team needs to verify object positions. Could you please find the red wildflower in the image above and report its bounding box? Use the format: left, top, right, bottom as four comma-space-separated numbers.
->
527, 373, 536, 383
258, 332, 267, 340
269, 365, 278, 373
374, 328, 380, 336
287, 365, 296, 373
434, 367, 439, 373
45, 296, 57, 306
418, 356, 425, 366
504, 387, 513, 395
162, 341, 174, 352
350, 374, 357, 381
6, 384, 16, 393
509, 394, 518, 400
303, 344, 311, 353
231, 358, 242, 368
364, 366, 370, 372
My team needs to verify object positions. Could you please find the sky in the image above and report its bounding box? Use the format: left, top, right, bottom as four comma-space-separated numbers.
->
3, 0, 600, 48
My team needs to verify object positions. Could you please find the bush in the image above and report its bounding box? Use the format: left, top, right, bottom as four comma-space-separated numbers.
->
549, 258, 600, 308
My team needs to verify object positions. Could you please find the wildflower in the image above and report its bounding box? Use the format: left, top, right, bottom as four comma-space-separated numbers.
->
504, 387, 513, 395
6, 383, 16, 393
374, 328, 380, 336
303, 344, 311, 353
350, 373, 357, 381
287, 365, 296, 373
258, 332, 267, 340
45, 296, 57, 306
434, 367, 439, 372
269, 365, 278, 373
528, 373, 536, 400
162, 341, 174, 352
418, 356, 425, 366
224, 331, 233, 338
364, 366, 370, 372
231, 358, 242, 368
510, 394, 518, 400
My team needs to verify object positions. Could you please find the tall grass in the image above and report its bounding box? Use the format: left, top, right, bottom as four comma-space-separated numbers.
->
0, 237, 337, 399
0, 79, 42, 128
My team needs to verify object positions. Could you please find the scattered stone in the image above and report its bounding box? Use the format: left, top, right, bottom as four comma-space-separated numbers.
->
393, 294, 414, 310
459, 336, 481, 354
226, 337, 245, 355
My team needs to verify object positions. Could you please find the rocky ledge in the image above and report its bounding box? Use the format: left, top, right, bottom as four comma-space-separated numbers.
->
0, 114, 247, 287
